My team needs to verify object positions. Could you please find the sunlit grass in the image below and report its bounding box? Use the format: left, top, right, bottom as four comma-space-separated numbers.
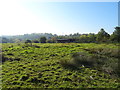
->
1, 43, 120, 88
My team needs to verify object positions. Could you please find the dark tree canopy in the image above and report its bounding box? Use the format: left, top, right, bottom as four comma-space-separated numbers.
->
25, 40, 32, 43
110, 27, 120, 42
33, 40, 39, 43
40, 37, 47, 43
96, 28, 110, 42
25, 39, 32, 46
2, 37, 9, 43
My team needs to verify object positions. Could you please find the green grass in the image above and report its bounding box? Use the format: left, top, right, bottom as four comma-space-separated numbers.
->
1, 43, 120, 88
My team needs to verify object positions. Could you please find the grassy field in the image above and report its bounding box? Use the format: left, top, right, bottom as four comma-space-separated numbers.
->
1, 43, 120, 88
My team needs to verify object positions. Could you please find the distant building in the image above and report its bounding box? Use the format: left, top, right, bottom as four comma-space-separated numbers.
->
57, 39, 75, 43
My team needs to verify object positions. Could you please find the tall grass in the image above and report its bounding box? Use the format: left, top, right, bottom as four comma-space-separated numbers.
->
60, 51, 119, 77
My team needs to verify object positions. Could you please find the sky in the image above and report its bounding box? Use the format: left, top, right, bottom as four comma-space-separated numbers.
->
0, 0, 118, 36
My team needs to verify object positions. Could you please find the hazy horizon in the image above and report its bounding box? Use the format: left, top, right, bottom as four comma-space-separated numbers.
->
0, 1, 118, 36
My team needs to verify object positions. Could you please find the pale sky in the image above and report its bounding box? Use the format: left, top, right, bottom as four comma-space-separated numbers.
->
0, 0, 118, 36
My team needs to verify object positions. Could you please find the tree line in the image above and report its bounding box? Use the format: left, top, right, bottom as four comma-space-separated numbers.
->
1, 26, 120, 43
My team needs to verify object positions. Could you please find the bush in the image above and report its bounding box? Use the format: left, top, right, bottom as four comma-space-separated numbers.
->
71, 52, 96, 67
110, 48, 120, 58
60, 51, 119, 77
60, 52, 98, 69
25, 40, 32, 46
59, 59, 77, 69
40, 37, 47, 43
33, 40, 39, 43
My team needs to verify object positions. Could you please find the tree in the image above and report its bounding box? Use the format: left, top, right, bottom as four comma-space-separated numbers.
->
50, 37, 57, 43
40, 37, 47, 43
110, 26, 120, 42
96, 28, 110, 43
33, 40, 39, 43
46, 37, 57, 43
79, 35, 89, 43
2, 37, 9, 43
87, 33, 96, 43
14, 38, 21, 43
25, 39, 32, 46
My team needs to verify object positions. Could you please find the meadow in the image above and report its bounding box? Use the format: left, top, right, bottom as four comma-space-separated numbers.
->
1, 43, 120, 88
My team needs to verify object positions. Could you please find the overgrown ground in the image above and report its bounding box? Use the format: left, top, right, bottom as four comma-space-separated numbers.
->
1, 43, 120, 88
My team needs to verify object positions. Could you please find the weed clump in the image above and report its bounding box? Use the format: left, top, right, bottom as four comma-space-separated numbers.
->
71, 52, 96, 67
60, 52, 97, 69
60, 52, 119, 77
59, 59, 78, 70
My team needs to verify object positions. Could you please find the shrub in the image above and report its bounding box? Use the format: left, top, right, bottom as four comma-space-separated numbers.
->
25, 40, 32, 46
110, 48, 120, 58
33, 40, 39, 43
101, 58, 119, 77
60, 52, 98, 69
60, 51, 119, 77
40, 37, 47, 43
59, 59, 77, 69
71, 52, 95, 67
